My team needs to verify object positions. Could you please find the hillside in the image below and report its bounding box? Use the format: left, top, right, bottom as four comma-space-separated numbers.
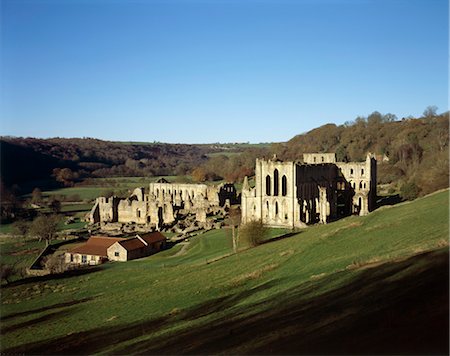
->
1, 112, 448, 204
272, 112, 449, 197
0, 138, 220, 189
159, 111, 449, 196
1, 190, 448, 354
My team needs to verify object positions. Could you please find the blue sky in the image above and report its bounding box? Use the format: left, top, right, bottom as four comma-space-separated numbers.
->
1, 0, 448, 143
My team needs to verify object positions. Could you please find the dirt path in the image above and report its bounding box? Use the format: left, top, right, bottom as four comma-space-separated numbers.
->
171, 242, 190, 257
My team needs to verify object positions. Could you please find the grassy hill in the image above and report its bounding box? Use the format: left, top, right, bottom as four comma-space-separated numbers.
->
1, 190, 448, 354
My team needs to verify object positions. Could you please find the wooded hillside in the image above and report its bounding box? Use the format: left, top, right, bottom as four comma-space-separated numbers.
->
1, 110, 448, 199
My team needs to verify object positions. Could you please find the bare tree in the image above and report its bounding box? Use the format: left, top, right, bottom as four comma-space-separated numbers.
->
227, 206, 241, 253
238, 220, 269, 248
423, 105, 438, 119
29, 215, 60, 246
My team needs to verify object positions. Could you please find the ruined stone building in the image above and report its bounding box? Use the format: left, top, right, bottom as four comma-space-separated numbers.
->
89, 179, 237, 229
241, 153, 377, 228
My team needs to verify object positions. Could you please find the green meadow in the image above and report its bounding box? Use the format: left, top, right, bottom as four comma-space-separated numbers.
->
1, 190, 448, 354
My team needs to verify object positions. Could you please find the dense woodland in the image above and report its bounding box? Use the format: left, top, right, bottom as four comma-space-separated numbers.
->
1, 109, 448, 202
192, 110, 449, 199
0, 138, 223, 189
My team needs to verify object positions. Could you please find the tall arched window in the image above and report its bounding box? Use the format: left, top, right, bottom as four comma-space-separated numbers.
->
275, 202, 279, 216
359, 181, 363, 189
281, 175, 287, 196
266, 175, 271, 196
273, 169, 279, 196
266, 201, 269, 217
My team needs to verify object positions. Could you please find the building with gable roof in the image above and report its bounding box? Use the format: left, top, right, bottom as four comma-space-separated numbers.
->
107, 232, 166, 262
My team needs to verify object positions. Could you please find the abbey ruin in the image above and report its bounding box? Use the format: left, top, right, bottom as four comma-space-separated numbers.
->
90, 153, 376, 232
241, 153, 377, 228
89, 179, 238, 231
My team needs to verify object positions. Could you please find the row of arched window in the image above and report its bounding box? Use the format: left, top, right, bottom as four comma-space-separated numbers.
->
266, 169, 288, 196
253, 201, 289, 220
349, 168, 365, 176
155, 188, 196, 199
349, 181, 367, 190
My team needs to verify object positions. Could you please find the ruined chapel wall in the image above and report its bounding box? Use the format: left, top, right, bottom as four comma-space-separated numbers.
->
149, 183, 209, 201
303, 153, 336, 164
117, 199, 148, 224
243, 159, 298, 228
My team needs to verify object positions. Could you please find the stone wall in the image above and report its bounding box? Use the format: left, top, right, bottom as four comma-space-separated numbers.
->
89, 181, 236, 230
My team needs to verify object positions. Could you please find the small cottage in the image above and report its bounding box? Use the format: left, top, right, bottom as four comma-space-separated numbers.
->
65, 236, 126, 266
107, 232, 166, 262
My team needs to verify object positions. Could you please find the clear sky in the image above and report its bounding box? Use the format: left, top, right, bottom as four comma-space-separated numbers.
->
1, 0, 448, 143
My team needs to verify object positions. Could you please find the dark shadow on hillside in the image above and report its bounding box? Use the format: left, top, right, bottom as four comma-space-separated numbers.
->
377, 194, 402, 207
260, 231, 302, 245
1, 309, 76, 334
3, 280, 278, 355
4, 249, 449, 355
1, 297, 94, 321
2, 266, 103, 289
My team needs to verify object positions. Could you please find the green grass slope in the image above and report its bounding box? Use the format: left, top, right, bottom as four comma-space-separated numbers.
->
1, 190, 448, 354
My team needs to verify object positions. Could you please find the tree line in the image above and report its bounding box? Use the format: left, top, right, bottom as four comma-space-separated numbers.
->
1, 107, 448, 201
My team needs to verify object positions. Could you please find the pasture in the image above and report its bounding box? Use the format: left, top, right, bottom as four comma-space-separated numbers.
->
1, 190, 448, 354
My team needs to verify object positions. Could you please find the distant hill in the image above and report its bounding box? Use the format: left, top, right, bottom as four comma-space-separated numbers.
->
270, 112, 449, 197
194, 111, 449, 198
0, 138, 247, 192
1, 111, 448, 199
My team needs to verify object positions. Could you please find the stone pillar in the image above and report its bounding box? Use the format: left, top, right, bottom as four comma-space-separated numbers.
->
196, 208, 207, 223
163, 203, 175, 224
149, 201, 159, 226
318, 186, 330, 224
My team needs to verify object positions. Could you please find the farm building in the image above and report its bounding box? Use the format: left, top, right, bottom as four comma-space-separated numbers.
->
65, 236, 126, 266
107, 232, 166, 262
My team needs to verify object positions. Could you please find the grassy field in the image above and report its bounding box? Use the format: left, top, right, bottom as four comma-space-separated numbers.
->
0, 238, 66, 272
1, 190, 448, 354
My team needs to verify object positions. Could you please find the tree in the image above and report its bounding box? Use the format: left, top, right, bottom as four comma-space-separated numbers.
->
48, 198, 61, 213
238, 220, 269, 248
29, 215, 60, 246
191, 167, 207, 182
43, 253, 67, 273
53, 168, 78, 187
226, 207, 241, 253
0, 181, 22, 223
400, 181, 419, 201
0, 264, 16, 285
423, 105, 438, 119
12, 220, 29, 237
31, 188, 42, 204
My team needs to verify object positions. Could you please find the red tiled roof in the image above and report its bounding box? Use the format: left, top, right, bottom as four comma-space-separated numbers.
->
118, 238, 145, 251
117, 232, 166, 251
139, 232, 166, 244
69, 236, 125, 257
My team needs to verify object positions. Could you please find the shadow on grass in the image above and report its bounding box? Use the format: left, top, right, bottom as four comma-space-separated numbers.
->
2, 297, 94, 321
4, 249, 449, 355
3, 280, 278, 355
1, 309, 76, 334
2, 266, 104, 289
260, 231, 302, 245
377, 194, 403, 207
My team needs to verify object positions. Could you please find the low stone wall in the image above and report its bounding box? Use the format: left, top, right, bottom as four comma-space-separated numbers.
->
27, 238, 84, 276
